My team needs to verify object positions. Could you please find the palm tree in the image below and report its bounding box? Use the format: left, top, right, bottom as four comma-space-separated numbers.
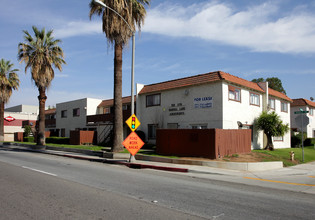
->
18, 26, 66, 147
0, 59, 20, 142
89, 0, 150, 152
255, 111, 289, 150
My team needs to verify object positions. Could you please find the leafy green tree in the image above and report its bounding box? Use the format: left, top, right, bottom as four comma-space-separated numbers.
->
0, 59, 20, 142
24, 125, 32, 137
89, 0, 150, 152
18, 26, 66, 147
255, 111, 289, 150
251, 77, 286, 94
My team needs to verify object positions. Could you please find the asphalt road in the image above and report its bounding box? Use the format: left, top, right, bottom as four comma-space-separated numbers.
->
1, 148, 315, 219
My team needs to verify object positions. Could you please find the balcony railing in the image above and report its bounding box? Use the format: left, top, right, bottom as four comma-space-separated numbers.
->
45, 119, 56, 128
86, 109, 132, 125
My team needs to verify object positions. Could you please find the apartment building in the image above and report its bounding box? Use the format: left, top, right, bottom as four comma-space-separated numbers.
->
136, 71, 292, 149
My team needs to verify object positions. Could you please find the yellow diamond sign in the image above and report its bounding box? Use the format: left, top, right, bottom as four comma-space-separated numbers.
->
126, 114, 140, 132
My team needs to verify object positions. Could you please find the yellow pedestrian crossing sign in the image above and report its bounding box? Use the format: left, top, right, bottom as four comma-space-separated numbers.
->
126, 114, 140, 132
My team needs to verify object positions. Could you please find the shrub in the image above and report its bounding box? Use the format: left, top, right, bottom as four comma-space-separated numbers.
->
304, 138, 315, 146
46, 137, 70, 145
291, 134, 301, 148
24, 136, 34, 143
136, 130, 146, 142
24, 125, 32, 137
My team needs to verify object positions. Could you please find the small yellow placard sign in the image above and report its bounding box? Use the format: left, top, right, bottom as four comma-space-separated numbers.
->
125, 114, 140, 132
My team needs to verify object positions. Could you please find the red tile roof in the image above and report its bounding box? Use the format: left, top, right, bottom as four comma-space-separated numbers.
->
220, 71, 265, 92
45, 108, 56, 114
138, 71, 291, 102
98, 96, 136, 108
291, 98, 315, 107
268, 88, 292, 102
139, 71, 223, 94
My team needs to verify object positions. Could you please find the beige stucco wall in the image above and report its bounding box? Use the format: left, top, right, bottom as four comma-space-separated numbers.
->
137, 82, 223, 142
56, 98, 101, 137
222, 82, 264, 149
137, 81, 291, 149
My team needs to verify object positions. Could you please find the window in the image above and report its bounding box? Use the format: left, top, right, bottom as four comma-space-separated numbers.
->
73, 108, 80, 117
281, 102, 288, 112
250, 93, 260, 106
310, 108, 314, 116
122, 105, 128, 110
146, 94, 161, 107
61, 110, 67, 118
191, 124, 207, 129
268, 98, 275, 110
104, 107, 110, 114
167, 123, 178, 129
148, 124, 157, 139
228, 85, 241, 102
61, 128, 65, 137
273, 136, 283, 141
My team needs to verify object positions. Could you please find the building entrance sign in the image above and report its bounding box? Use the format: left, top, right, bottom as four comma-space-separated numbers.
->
194, 96, 213, 108
4, 116, 15, 122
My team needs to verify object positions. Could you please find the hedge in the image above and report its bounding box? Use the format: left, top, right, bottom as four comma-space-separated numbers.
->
46, 137, 70, 145
23, 136, 34, 143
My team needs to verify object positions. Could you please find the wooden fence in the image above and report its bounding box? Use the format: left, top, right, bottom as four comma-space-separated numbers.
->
156, 129, 251, 159
70, 130, 97, 145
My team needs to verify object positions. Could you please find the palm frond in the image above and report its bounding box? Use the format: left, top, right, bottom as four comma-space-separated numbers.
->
18, 26, 66, 89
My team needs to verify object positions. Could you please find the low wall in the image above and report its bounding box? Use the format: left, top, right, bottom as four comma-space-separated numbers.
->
156, 129, 251, 159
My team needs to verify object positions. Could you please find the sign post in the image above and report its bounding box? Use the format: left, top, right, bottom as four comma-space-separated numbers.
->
123, 114, 142, 162
294, 109, 309, 162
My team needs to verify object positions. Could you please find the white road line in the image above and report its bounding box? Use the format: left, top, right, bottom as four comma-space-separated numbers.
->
22, 166, 57, 176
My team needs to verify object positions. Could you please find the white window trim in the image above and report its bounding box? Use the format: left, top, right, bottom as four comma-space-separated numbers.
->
250, 92, 260, 106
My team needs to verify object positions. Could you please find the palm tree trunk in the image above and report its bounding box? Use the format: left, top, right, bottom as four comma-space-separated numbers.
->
112, 42, 124, 152
37, 87, 47, 146
264, 134, 274, 151
0, 100, 4, 142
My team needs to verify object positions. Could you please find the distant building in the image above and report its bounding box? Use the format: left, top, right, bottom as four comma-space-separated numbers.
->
5, 104, 39, 114
55, 98, 102, 137
291, 98, 315, 138
3, 105, 38, 141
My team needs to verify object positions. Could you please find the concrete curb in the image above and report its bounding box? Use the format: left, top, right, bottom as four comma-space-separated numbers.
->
135, 154, 283, 171
104, 160, 189, 173
0, 144, 188, 173
1, 143, 283, 171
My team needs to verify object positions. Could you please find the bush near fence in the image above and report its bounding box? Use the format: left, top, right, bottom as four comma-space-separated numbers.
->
46, 137, 70, 145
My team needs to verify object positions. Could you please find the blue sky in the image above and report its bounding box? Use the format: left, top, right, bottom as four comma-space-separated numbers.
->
1, 0, 315, 108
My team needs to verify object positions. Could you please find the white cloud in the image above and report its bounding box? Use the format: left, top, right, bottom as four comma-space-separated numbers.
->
54, 21, 102, 38
143, 1, 315, 54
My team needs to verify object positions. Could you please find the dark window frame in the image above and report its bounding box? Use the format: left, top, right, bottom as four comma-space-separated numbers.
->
61, 110, 67, 118
148, 124, 157, 139
73, 108, 80, 117
146, 93, 161, 107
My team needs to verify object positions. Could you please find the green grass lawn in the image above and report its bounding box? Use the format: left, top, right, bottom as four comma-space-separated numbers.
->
9, 141, 315, 167
253, 146, 315, 166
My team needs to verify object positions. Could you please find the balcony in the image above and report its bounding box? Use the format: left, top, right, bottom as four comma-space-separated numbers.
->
45, 119, 56, 128
86, 109, 132, 125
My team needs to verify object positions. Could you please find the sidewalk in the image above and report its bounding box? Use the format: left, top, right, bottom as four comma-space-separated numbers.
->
1, 142, 282, 172
1, 143, 315, 194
